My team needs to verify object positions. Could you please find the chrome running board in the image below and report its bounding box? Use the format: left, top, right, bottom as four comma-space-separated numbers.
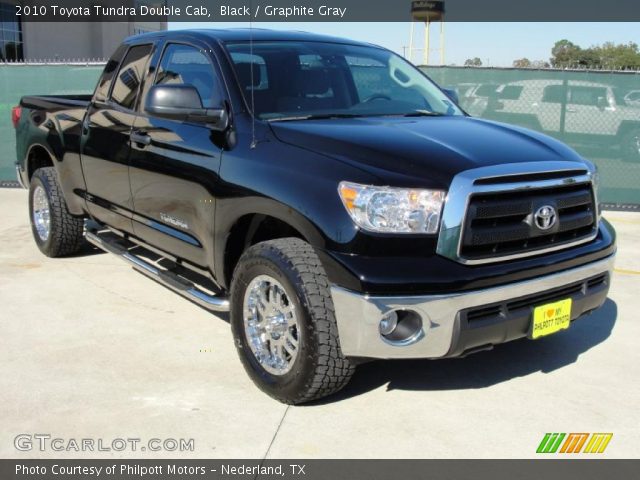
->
85, 227, 230, 312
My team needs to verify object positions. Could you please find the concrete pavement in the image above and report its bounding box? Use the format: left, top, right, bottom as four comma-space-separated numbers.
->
1, 188, 638, 459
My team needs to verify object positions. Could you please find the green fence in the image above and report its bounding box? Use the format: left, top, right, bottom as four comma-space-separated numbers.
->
1, 64, 639, 207
0, 63, 104, 182
422, 66, 640, 208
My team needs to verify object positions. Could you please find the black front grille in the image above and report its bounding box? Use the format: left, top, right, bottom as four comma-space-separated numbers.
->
460, 182, 597, 260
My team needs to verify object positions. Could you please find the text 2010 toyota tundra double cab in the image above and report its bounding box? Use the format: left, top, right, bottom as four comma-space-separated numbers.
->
14, 30, 616, 403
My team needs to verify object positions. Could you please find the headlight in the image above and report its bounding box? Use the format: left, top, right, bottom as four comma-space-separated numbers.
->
338, 181, 446, 234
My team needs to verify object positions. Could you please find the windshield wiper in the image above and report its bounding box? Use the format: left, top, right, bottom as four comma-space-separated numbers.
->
268, 111, 446, 122
268, 113, 369, 122
401, 110, 445, 117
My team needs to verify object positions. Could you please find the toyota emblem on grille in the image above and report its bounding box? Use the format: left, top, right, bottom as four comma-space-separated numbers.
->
534, 205, 557, 230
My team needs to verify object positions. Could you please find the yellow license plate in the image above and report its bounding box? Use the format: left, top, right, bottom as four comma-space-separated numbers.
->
531, 298, 572, 339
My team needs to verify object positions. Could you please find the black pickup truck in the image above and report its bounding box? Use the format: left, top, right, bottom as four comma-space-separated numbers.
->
14, 29, 616, 404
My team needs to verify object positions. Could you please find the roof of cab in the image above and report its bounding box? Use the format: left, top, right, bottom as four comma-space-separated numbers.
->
125, 28, 379, 49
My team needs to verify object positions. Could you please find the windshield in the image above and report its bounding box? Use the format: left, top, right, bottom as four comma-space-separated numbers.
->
224, 41, 463, 120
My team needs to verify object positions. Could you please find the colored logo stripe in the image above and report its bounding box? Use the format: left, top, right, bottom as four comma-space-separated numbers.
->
584, 433, 613, 453
537, 433, 613, 454
536, 433, 565, 453
560, 433, 589, 453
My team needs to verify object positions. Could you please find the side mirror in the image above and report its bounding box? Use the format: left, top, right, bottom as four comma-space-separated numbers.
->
596, 96, 608, 110
146, 85, 229, 131
442, 87, 459, 105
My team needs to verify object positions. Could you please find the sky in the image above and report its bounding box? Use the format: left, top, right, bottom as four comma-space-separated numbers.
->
169, 22, 640, 67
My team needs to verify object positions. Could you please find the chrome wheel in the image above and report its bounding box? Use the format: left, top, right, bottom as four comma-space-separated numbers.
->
32, 185, 51, 242
243, 275, 300, 376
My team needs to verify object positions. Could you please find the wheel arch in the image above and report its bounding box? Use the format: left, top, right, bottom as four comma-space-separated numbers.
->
219, 203, 326, 291
26, 143, 56, 182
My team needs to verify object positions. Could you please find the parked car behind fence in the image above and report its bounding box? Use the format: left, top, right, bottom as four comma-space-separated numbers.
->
423, 66, 640, 208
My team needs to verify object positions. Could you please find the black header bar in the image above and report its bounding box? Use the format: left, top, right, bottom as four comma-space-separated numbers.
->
11, 0, 640, 22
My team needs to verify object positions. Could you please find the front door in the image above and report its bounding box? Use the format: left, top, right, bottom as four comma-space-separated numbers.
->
564, 85, 618, 137
128, 41, 225, 270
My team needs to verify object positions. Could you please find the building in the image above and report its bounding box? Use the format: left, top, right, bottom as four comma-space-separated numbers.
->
0, 1, 166, 61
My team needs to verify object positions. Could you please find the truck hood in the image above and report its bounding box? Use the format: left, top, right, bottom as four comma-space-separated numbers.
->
269, 116, 585, 188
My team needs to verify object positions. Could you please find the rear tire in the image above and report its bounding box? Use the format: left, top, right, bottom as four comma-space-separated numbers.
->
29, 167, 85, 257
230, 238, 355, 404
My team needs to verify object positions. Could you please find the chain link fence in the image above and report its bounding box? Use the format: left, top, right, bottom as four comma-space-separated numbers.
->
422, 66, 640, 209
0, 62, 105, 184
1, 63, 638, 208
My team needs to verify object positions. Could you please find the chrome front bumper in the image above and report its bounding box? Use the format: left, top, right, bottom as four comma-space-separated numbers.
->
331, 254, 615, 359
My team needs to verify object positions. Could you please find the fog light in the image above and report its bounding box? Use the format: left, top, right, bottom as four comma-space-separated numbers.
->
380, 309, 425, 346
379, 311, 399, 335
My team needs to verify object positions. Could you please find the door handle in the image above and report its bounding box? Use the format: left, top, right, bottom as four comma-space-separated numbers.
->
131, 130, 151, 147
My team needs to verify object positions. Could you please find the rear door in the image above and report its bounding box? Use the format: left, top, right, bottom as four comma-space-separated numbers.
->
538, 83, 563, 133
81, 43, 154, 233
128, 39, 226, 270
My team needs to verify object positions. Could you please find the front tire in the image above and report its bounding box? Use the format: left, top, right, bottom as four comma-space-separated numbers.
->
29, 167, 85, 257
230, 238, 355, 404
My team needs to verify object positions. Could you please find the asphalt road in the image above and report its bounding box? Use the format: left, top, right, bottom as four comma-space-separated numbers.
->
1, 188, 638, 459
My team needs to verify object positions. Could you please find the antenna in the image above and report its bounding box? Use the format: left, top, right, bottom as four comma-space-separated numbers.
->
249, 0, 257, 149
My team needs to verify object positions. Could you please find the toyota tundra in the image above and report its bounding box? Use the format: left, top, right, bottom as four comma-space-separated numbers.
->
13, 29, 616, 403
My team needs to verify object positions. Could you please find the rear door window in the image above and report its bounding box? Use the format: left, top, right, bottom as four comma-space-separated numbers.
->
94, 45, 127, 102
475, 84, 499, 97
542, 85, 566, 104
110, 44, 153, 110
496, 85, 523, 100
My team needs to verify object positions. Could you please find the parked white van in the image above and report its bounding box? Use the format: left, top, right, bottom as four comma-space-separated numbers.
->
483, 79, 640, 160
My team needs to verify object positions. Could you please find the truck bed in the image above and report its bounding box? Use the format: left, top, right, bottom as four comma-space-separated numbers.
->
20, 94, 92, 111
15, 94, 93, 203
